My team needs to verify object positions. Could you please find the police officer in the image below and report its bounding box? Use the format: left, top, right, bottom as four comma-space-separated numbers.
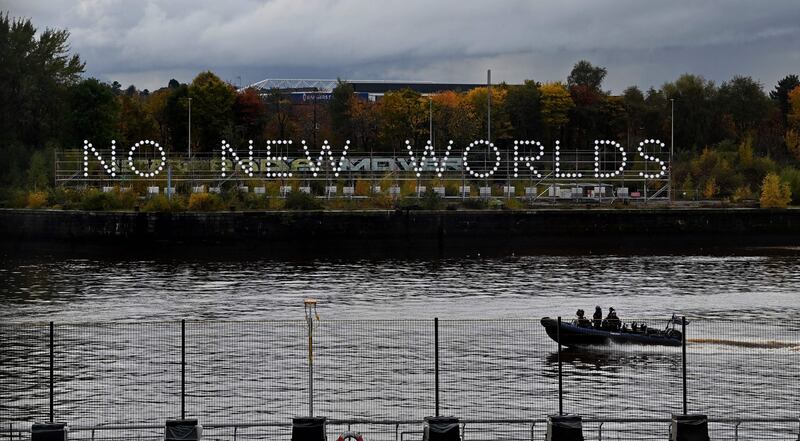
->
606, 307, 621, 331
575, 309, 591, 327
593, 306, 603, 329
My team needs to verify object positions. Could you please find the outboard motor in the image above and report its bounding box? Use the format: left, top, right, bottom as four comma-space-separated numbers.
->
423, 416, 460, 441
31, 423, 68, 441
546, 415, 584, 441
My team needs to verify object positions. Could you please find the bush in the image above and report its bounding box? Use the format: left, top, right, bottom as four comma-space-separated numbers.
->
284, 191, 323, 210
419, 189, 443, 210
142, 194, 185, 212
760, 173, 791, 208
80, 189, 120, 211
26, 191, 48, 208
188, 192, 223, 211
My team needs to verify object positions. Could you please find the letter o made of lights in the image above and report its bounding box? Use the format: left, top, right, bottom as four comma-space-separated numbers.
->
127, 140, 166, 178
462, 140, 501, 179
593, 140, 627, 178
637, 139, 667, 179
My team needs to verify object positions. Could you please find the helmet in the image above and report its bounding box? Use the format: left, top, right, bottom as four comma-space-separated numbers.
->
577, 309, 584, 316
609, 307, 615, 312
595, 305, 601, 310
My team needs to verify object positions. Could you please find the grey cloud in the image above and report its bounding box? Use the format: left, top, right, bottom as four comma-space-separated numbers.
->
5, 0, 800, 91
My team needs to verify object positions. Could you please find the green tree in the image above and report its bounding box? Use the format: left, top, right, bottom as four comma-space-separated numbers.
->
567, 60, 607, 92
380, 88, 428, 148
717, 76, 773, 139
330, 80, 355, 144
164, 84, 190, 152
188, 71, 236, 151
0, 14, 83, 187
117, 94, 157, 147
66, 78, 119, 148
504, 80, 541, 139
662, 74, 718, 152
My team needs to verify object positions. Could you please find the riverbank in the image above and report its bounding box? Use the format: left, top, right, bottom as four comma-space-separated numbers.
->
2, 208, 800, 254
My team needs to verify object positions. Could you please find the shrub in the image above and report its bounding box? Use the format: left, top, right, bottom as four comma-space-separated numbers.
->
80, 189, 120, 211
760, 173, 791, 208
284, 191, 323, 210
143, 194, 185, 212
419, 189, 443, 210
26, 191, 48, 208
188, 192, 223, 211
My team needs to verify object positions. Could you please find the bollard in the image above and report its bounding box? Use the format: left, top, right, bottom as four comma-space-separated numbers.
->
670, 414, 709, 441
292, 417, 327, 441
32, 422, 68, 441
423, 416, 459, 441
165, 419, 202, 441
546, 414, 584, 441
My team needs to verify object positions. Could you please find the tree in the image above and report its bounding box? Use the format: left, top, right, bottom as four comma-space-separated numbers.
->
662, 74, 718, 152
538, 82, 574, 142
717, 76, 773, 138
264, 88, 293, 139
431, 91, 479, 148
117, 94, 157, 148
788, 85, 800, 129
0, 14, 84, 186
330, 80, 355, 144
567, 60, 607, 92
66, 78, 119, 148
232, 88, 267, 141
760, 172, 791, 208
770, 75, 800, 124
504, 80, 541, 139
380, 88, 428, 148
188, 71, 236, 151
164, 84, 190, 151
466, 86, 511, 141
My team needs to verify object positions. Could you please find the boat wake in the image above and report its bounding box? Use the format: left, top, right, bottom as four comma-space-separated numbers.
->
688, 338, 800, 351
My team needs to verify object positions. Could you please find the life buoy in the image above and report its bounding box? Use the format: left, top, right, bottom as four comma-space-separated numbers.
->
337, 431, 364, 441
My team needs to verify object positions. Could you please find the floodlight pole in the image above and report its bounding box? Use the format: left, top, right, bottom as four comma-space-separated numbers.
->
669, 98, 674, 204
188, 97, 192, 188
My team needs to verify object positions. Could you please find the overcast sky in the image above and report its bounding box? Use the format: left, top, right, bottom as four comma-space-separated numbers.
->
6, 0, 800, 93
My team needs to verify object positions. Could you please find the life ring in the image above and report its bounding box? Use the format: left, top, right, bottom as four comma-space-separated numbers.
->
337, 431, 364, 441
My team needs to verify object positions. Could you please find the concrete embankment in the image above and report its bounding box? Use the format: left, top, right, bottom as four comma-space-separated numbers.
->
1, 208, 799, 253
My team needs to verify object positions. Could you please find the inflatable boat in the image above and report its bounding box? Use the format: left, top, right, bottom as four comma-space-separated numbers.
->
540, 316, 683, 347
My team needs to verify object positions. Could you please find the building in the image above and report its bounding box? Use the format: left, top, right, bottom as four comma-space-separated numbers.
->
243, 78, 487, 103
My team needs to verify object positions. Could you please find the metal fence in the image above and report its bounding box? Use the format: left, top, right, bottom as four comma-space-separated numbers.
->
1, 318, 798, 440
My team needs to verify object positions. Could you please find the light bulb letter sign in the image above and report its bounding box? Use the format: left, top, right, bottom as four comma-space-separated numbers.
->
128, 140, 166, 178
462, 140, 501, 179
83, 140, 118, 178
638, 139, 667, 179
220, 140, 255, 178
593, 140, 627, 178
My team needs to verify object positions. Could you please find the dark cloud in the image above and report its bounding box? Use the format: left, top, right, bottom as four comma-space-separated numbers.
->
6, 0, 800, 91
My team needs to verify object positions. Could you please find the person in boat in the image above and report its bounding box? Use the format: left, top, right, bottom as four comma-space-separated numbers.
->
592, 306, 603, 329
575, 309, 591, 327
605, 307, 621, 331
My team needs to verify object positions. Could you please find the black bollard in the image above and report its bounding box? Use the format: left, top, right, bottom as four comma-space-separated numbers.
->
670, 414, 709, 441
165, 419, 202, 441
546, 414, 584, 441
292, 417, 327, 441
31, 422, 67, 441
423, 416, 459, 441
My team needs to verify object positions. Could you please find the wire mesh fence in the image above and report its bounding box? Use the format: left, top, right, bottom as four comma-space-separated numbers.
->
1, 317, 798, 440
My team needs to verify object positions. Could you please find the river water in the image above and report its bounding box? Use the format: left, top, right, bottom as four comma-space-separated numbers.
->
1, 246, 799, 440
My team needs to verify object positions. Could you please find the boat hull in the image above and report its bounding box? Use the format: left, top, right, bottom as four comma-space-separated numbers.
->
540, 317, 682, 347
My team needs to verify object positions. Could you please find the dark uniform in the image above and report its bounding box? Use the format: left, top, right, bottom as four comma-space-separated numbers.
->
576, 309, 591, 328
593, 306, 603, 329
606, 307, 621, 331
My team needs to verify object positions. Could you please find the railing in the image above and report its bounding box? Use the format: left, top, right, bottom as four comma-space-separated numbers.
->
1, 318, 798, 440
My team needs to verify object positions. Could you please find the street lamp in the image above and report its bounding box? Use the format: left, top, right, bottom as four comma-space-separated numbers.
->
670, 98, 674, 204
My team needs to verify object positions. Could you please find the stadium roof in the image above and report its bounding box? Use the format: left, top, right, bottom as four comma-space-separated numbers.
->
244, 79, 486, 94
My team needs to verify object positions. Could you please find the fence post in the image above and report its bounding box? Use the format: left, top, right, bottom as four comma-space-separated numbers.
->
557, 316, 562, 416
434, 317, 440, 417
682, 316, 687, 414
49, 321, 54, 422
181, 319, 186, 419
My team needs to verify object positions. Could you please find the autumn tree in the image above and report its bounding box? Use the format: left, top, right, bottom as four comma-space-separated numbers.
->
770, 75, 800, 125
264, 88, 293, 139
760, 172, 791, 208
117, 94, 157, 148
538, 82, 574, 143
716, 76, 773, 139
330, 80, 355, 145
465, 86, 512, 142
431, 91, 479, 148
188, 71, 236, 152
232, 88, 267, 141
380, 88, 428, 149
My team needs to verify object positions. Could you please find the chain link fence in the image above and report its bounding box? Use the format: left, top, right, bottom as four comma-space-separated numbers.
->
1, 318, 798, 440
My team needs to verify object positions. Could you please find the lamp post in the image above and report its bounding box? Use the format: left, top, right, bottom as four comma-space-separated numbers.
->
304, 298, 319, 417
670, 98, 674, 204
